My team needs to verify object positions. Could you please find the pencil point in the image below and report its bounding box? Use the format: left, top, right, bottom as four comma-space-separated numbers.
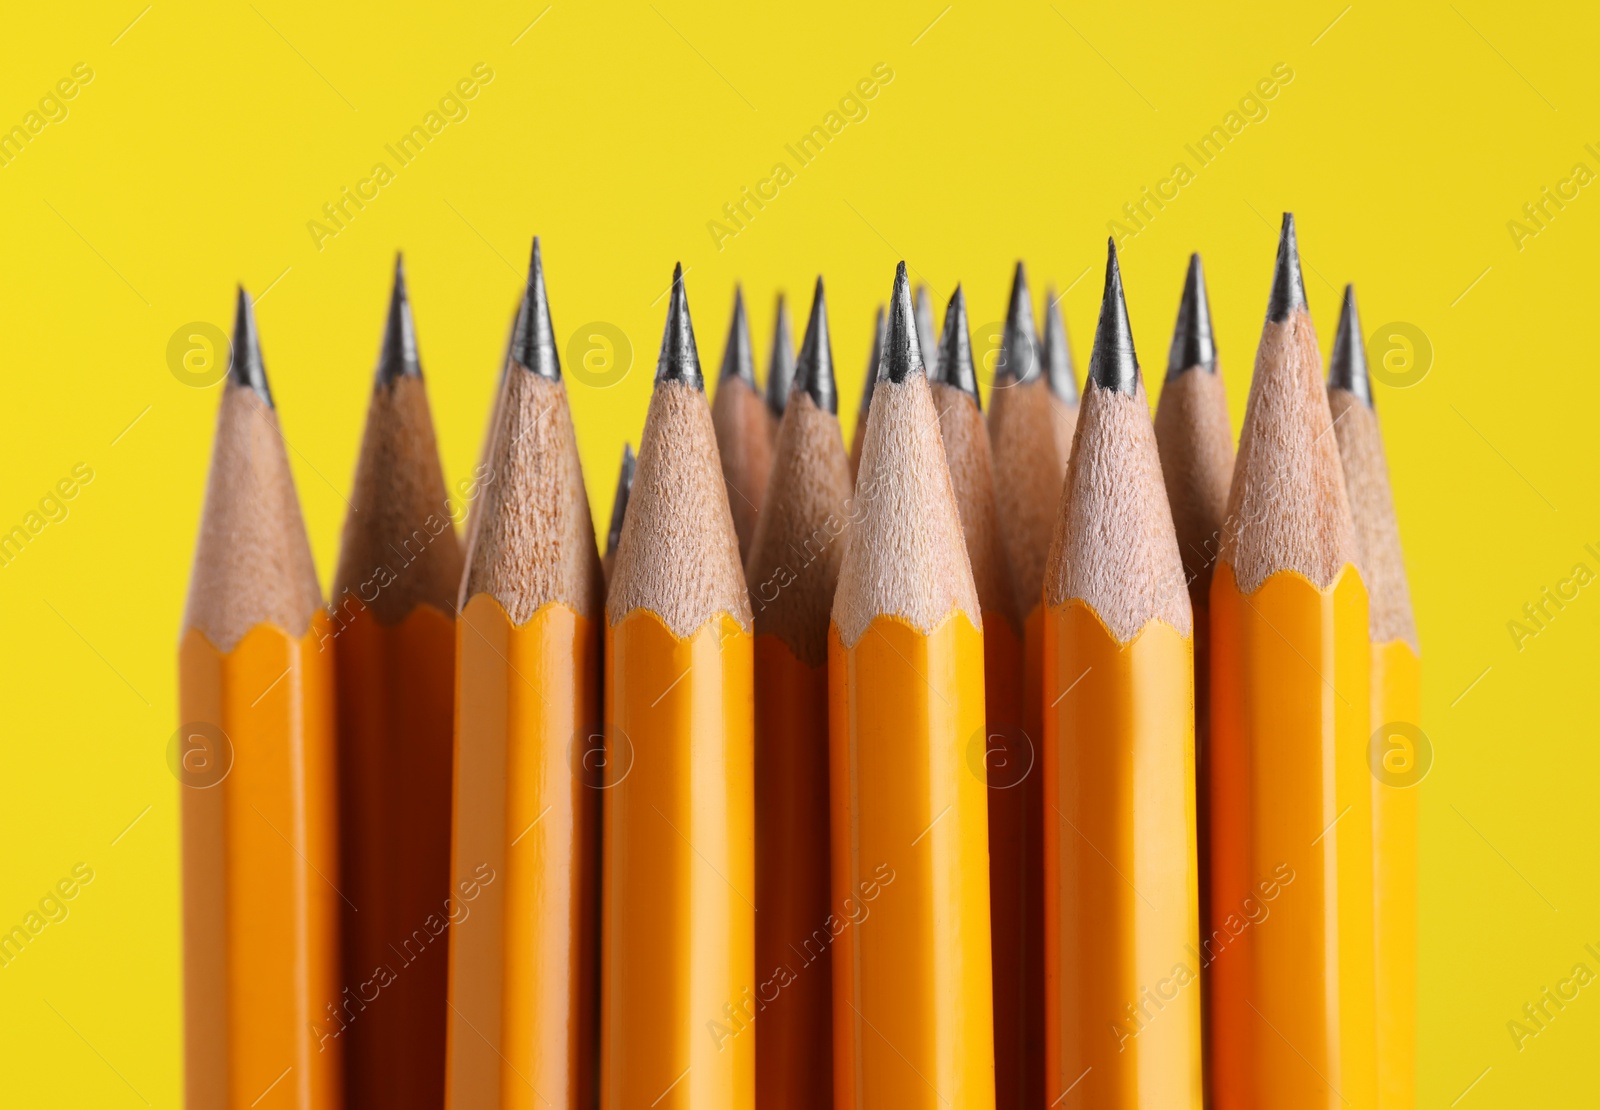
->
915, 284, 940, 380
719, 286, 756, 386
230, 286, 272, 406
511, 237, 560, 381
937, 285, 980, 409
656, 262, 703, 389
879, 261, 924, 383
765, 294, 795, 417
1328, 284, 1372, 407
1088, 238, 1139, 396
858, 305, 886, 412
377, 253, 423, 384
1267, 212, 1308, 323
795, 276, 837, 414
606, 442, 636, 556
997, 260, 1038, 385
1167, 252, 1217, 380
1040, 289, 1078, 404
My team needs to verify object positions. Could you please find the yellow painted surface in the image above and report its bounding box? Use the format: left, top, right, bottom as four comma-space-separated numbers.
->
1208, 563, 1375, 1110
179, 618, 341, 1109
1043, 600, 1200, 1108
446, 597, 599, 1110
601, 610, 754, 1110
827, 614, 994, 1110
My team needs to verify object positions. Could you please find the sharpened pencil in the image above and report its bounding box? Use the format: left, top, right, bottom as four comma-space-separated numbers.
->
765, 293, 796, 439
602, 442, 635, 586
445, 238, 603, 1110
745, 276, 850, 1110
847, 305, 887, 483
1208, 215, 1376, 1108
1328, 285, 1419, 1110
829, 262, 994, 1109
602, 264, 756, 1110
712, 286, 774, 562
180, 289, 340, 1109
1043, 241, 1201, 1107
331, 256, 463, 1110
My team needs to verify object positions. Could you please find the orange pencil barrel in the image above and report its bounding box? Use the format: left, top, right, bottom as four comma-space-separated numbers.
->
180, 620, 342, 1109
827, 615, 993, 1108
1208, 564, 1376, 1108
602, 611, 755, 1107
1372, 642, 1419, 1110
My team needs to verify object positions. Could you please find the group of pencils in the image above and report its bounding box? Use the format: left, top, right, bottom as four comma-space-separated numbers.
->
179, 212, 1418, 1109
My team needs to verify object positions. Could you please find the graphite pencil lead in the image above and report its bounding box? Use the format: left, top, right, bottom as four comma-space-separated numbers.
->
1327, 283, 1372, 408
938, 284, 980, 409
880, 261, 924, 384
858, 305, 886, 410
656, 262, 703, 389
511, 236, 560, 381
915, 284, 940, 380
1167, 252, 1217, 381
997, 260, 1038, 385
1267, 212, 1308, 323
766, 293, 795, 417
230, 286, 272, 406
1040, 288, 1079, 404
377, 252, 423, 385
1088, 238, 1139, 396
796, 275, 837, 414
606, 442, 636, 557
719, 286, 756, 386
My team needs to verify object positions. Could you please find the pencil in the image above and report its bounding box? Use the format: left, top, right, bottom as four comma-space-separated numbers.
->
445, 238, 603, 1110
601, 441, 636, 585
984, 262, 1072, 1106
602, 263, 755, 1109
846, 305, 887, 482
712, 286, 774, 562
929, 283, 1033, 1107
764, 293, 796, 440
330, 257, 464, 1109
1327, 285, 1419, 1110
1042, 241, 1200, 1107
745, 276, 849, 1110
1208, 214, 1376, 1108
180, 289, 340, 1108
459, 297, 522, 579
915, 283, 941, 381
1151, 252, 1233, 1103
1040, 286, 1082, 434
829, 262, 994, 1109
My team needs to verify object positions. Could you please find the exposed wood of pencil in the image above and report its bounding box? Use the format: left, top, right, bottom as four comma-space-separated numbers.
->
180, 293, 339, 1110
930, 285, 1037, 1108
330, 261, 463, 1110
601, 441, 635, 586
1042, 242, 1198, 1106
829, 264, 992, 1109
458, 296, 522, 584
1208, 215, 1375, 1108
446, 240, 603, 1110
745, 280, 851, 1109
1328, 285, 1419, 1110
846, 306, 886, 482
712, 290, 774, 562
602, 268, 754, 1109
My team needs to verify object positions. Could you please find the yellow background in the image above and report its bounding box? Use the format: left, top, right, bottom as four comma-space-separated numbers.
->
1, 1, 1595, 1105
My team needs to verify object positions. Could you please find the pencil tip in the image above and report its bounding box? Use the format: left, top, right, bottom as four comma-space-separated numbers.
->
937, 284, 980, 409
1040, 288, 1078, 403
656, 262, 703, 389
765, 293, 796, 417
719, 285, 756, 386
1267, 212, 1308, 323
376, 252, 423, 384
1088, 238, 1139, 395
858, 305, 886, 408
879, 261, 924, 383
914, 284, 940, 381
511, 236, 560, 381
795, 276, 837, 414
998, 260, 1038, 384
230, 286, 273, 406
606, 441, 636, 556
1328, 283, 1372, 407
1167, 252, 1217, 380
